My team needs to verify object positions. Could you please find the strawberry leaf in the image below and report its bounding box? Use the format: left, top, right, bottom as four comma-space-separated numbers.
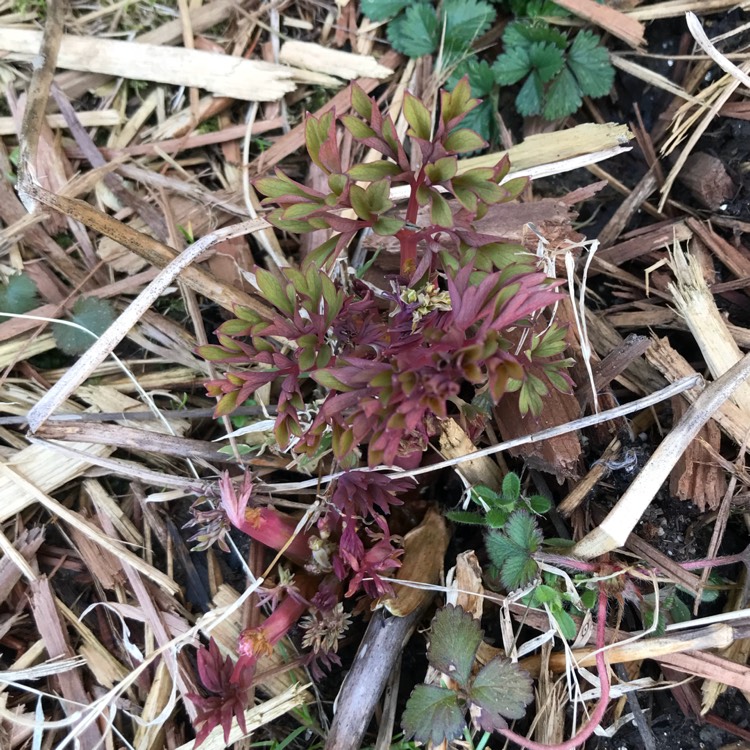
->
0, 273, 39, 314
402, 685, 466, 744
360, 0, 410, 21
543, 67, 581, 120
468, 657, 534, 732
387, 3, 438, 58
567, 30, 614, 98
428, 605, 483, 688
485, 510, 542, 590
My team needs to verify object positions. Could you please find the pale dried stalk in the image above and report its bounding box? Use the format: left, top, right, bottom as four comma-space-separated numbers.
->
25, 218, 267, 432
573, 351, 750, 559
669, 244, 750, 415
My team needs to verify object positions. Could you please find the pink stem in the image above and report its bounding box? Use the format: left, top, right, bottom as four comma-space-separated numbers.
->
236, 507, 312, 566
499, 586, 611, 750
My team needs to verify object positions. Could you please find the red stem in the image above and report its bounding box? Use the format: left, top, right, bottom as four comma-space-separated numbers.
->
398, 171, 425, 277
499, 585, 611, 750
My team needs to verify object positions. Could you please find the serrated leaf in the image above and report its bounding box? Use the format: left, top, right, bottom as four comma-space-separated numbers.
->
493, 46, 531, 86
528, 41, 564, 82
502, 472, 521, 502
428, 605, 483, 688
360, 0, 410, 21
402, 685, 466, 744
515, 71, 543, 116
53, 297, 117, 356
568, 30, 614, 98
468, 658, 534, 732
485, 510, 543, 590
503, 20, 567, 50
449, 57, 496, 97
442, 0, 496, 65
387, 3, 438, 58
668, 595, 692, 623
0, 273, 39, 314
543, 66, 581, 120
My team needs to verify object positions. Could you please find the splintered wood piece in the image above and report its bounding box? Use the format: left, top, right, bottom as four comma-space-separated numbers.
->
573, 351, 750, 559
378, 507, 450, 617
494, 390, 583, 481
669, 244, 750, 415
2, 29, 303, 101
29, 577, 102, 748
679, 152, 735, 209
669, 396, 726, 511
646, 337, 750, 448
553, 0, 645, 46
438, 419, 504, 490
279, 40, 393, 79
0, 528, 44, 601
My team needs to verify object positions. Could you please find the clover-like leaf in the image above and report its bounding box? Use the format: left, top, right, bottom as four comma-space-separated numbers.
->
567, 30, 614, 98
468, 658, 534, 732
493, 45, 531, 86
428, 605, 483, 688
0, 273, 39, 315
402, 685, 466, 744
442, 0, 496, 65
53, 297, 117, 356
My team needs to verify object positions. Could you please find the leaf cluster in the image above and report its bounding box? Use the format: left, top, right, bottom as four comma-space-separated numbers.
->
446, 471, 551, 527
402, 605, 534, 743
0, 274, 117, 356
494, 22, 615, 120
363, 0, 496, 68
204, 81, 573, 467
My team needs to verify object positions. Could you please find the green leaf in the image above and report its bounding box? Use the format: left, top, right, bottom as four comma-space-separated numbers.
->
667, 595, 692, 623
567, 30, 614, 98
528, 41, 564, 82
53, 297, 117, 356
444, 128, 486, 153
372, 215, 406, 235
485, 508, 508, 528
428, 605, 483, 688
347, 161, 401, 181
311, 369, 353, 392
445, 510, 488, 525
341, 115, 377, 141
349, 184, 373, 220
468, 658, 534, 732
255, 267, 294, 315
442, 0, 496, 64
387, 3, 438, 58
502, 472, 521, 502
350, 84, 373, 120
515, 71, 544, 116
403, 92, 432, 140
493, 46, 531, 86
543, 67, 581, 120
430, 190, 453, 227
449, 57, 496, 97
550, 606, 577, 640
0, 273, 39, 314
360, 0, 410, 21
365, 179, 393, 214
485, 510, 543, 590
402, 685, 466, 744
425, 156, 458, 184
527, 494, 552, 514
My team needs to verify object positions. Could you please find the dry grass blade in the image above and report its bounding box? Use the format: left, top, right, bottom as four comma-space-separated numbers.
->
25, 218, 267, 432
552, 0, 645, 47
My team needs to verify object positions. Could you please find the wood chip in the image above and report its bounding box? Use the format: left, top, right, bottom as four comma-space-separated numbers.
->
279, 40, 393, 80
